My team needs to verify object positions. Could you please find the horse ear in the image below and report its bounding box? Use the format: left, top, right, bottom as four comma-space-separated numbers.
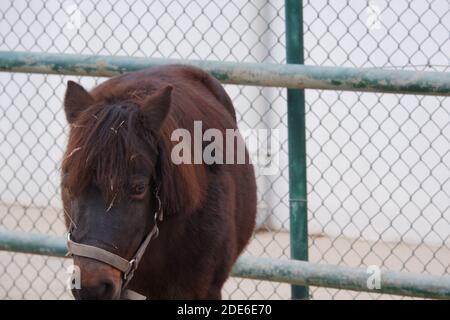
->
140, 85, 173, 133
64, 80, 94, 124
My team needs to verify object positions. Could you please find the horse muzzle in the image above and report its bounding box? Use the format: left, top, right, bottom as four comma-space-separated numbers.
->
72, 256, 122, 300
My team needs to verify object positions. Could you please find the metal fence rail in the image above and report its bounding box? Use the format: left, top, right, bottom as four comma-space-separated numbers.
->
1, 228, 449, 299
0, 51, 449, 95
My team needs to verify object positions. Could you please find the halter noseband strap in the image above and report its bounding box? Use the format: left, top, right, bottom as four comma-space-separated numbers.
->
67, 222, 159, 281
67, 188, 163, 300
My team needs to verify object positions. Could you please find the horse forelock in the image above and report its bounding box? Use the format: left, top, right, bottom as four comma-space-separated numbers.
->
62, 102, 156, 204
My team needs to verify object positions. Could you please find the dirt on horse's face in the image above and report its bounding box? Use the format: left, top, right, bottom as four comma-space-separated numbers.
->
61, 81, 172, 299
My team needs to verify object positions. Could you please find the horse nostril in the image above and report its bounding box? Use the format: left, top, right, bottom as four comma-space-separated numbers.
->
76, 281, 116, 300
101, 281, 115, 299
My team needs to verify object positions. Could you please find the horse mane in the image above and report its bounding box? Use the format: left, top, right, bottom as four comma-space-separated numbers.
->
62, 96, 208, 215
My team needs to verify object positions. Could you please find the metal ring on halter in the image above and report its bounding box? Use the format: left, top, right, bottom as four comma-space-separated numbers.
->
123, 258, 136, 280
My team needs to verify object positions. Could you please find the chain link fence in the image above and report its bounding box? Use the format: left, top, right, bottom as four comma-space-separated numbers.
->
0, 0, 448, 299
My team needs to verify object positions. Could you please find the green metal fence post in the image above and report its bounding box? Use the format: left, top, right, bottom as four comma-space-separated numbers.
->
285, 0, 309, 300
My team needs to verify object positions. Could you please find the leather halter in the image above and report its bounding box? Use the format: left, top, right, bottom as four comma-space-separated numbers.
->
67, 188, 164, 300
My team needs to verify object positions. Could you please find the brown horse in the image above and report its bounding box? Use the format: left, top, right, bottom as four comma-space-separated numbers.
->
61, 65, 256, 299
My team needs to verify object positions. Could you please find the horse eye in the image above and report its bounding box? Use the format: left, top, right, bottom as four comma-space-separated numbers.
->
131, 183, 147, 197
